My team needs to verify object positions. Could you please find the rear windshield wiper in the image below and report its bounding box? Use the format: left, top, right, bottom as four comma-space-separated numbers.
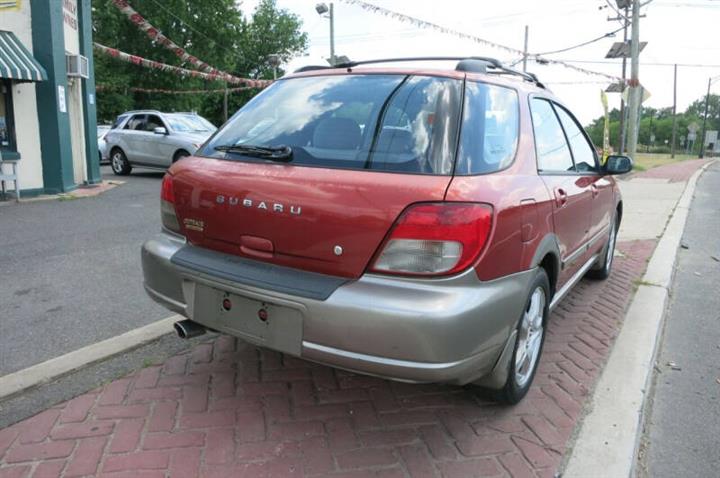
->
214, 144, 293, 162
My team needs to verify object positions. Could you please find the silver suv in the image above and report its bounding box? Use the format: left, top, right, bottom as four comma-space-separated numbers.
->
105, 110, 216, 175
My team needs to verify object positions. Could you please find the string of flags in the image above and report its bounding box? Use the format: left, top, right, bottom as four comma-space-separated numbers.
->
95, 84, 264, 94
110, 0, 244, 84
338, 0, 619, 82
93, 43, 272, 88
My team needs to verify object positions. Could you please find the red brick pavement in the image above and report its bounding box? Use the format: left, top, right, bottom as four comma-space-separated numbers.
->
632, 158, 709, 183
0, 240, 655, 478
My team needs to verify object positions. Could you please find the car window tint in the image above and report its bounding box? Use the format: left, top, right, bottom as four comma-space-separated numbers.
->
530, 98, 575, 173
125, 115, 146, 131
112, 115, 128, 129
202, 75, 462, 175
554, 105, 598, 173
369, 75, 461, 174
456, 81, 519, 174
145, 115, 164, 132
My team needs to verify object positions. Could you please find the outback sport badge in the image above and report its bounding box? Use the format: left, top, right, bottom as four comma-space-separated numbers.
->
215, 195, 302, 215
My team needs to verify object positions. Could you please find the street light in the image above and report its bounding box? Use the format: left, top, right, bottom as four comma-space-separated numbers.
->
315, 2, 335, 66
267, 54, 281, 80
699, 74, 720, 159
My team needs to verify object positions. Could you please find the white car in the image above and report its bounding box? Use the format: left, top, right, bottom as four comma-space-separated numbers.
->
104, 110, 216, 175
97, 125, 111, 163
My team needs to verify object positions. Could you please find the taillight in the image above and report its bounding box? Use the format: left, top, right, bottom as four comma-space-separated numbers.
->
160, 174, 181, 234
370, 203, 492, 277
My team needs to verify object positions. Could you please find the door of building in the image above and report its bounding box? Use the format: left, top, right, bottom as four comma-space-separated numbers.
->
68, 80, 87, 186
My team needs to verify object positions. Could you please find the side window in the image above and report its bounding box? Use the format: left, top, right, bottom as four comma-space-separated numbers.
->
111, 114, 128, 129
456, 81, 519, 174
554, 105, 598, 172
125, 115, 146, 131
145, 114, 165, 132
530, 98, 575, 173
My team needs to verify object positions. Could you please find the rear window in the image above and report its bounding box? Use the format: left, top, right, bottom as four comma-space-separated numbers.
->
201, 74, 462, 175
455, 81, 519, 175
111, 114, 129, 129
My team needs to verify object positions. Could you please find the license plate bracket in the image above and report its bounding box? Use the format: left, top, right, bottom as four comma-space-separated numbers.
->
191, 283, 303, 356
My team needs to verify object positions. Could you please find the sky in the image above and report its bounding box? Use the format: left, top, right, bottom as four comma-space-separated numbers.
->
237, 0, 720, 126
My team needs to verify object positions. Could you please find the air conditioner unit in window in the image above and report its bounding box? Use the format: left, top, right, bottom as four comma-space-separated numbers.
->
66, 54, 89, 79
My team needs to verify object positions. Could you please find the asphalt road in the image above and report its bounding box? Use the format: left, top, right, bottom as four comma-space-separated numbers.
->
642, 161, 720, 477
0, 166, 170, 376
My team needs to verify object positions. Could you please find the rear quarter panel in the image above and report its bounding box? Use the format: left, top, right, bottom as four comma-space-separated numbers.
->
444, 85, 555, 281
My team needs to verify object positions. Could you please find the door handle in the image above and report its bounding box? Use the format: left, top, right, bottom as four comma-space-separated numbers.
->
591, 184, 599, 198
555, 187, 568, 207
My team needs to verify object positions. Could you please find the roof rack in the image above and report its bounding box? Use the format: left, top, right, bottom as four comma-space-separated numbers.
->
293, 65, 332, 73
295, 57, 544, 89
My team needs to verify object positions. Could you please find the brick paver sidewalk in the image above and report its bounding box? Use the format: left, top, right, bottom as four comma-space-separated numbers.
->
632, 158, 709, 183
0, 240, 654, 478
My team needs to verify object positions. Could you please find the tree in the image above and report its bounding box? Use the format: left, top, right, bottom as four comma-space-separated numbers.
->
584, 93, 714, 154
686, 94, 720, 140
92, 0, 307, 125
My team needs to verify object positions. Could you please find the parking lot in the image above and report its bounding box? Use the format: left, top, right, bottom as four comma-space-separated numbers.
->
0, 167, 167, 376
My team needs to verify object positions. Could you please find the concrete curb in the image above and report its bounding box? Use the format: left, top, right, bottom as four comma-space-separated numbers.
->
0, 315, 180, 402
563, 160, 716, 478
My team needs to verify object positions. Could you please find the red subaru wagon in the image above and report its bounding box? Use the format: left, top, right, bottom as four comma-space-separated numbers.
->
142, 57, 632, 403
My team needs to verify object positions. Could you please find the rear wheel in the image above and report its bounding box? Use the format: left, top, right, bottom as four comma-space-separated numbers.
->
494, 268, 549, 405
173, 150, 190, 163
110, 149, 131, 175
587, 214, 618, 280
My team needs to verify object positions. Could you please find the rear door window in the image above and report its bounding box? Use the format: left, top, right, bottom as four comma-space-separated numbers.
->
202, 75, 462, 175
124, 114, 146, 132
112, 114, 128, 129
456, 82, 519, 174
530, 98, 575, 173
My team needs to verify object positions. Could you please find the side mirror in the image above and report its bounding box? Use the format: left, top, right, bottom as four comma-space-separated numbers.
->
604, 155, 633, 175
154, 127, 168, 135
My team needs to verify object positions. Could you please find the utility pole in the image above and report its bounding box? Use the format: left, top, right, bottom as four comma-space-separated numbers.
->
316, 3, 336, 65
626, 0, 641, 157
671, 64, 678, 158
618, 4, 629, 154
699, 77, 711, 159
329, 3, 335, 66
522, 26, 529, 73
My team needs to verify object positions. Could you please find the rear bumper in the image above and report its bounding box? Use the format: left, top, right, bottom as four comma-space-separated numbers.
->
142, 232, 535, 385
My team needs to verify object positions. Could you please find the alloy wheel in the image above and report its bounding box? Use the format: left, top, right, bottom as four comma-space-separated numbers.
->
111, 152, 124, 174
515, 286, 545, 388
606, 221, 617, 271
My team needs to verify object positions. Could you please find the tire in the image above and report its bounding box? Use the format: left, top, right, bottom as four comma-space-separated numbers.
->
173, 150, 190, 163
586, 214, 618, 280
110, 148, 132, 176
493, 268, 550, 405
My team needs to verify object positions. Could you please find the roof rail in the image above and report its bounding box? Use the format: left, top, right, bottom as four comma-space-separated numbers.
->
293, 65, 332, 73
296, 57, 544, 88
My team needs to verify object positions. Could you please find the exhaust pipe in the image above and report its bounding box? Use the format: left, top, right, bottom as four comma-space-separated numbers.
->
174, 320, 206, 339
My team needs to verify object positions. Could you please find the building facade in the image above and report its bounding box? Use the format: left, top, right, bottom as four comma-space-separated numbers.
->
0, 0, 100, 196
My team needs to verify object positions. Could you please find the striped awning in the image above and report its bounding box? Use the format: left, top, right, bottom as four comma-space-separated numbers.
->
0, 30, 47, 82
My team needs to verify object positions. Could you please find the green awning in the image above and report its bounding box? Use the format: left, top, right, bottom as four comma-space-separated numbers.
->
0, 30, 47, 82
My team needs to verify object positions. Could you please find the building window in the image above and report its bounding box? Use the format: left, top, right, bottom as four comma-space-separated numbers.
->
0, 80, 17, 155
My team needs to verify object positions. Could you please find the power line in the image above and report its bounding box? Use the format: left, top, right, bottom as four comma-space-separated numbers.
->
536, 25, 625, 55
337, 0, 620, 81
556, 59, 720, 68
